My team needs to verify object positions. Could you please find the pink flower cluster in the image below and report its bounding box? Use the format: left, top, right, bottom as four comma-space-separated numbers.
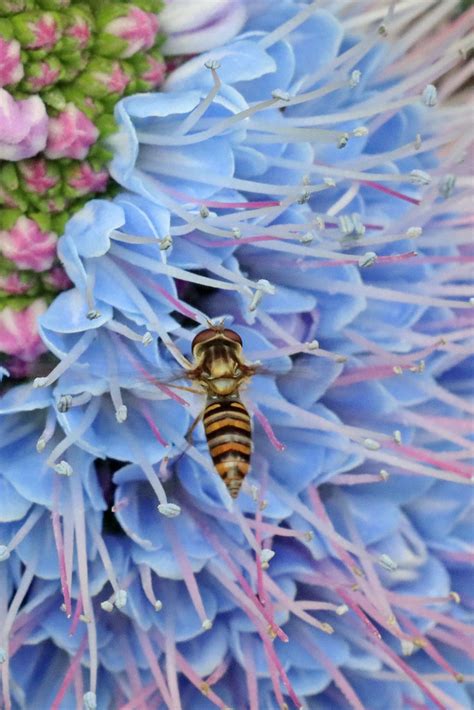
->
0, 299, 48, 362
105, 7, 159, 58
0, 36, 23, 87
0, 216, 57, 272
45, 103, 99, 160
0, 88, 48, 161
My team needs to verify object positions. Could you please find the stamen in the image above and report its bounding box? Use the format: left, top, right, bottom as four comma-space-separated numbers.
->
36, 407, 57, 452
33, 330, 96, 388
50, 635, 87, 710
177, 62, 222, 136
46, 397, 101, 468
139, 565, 162, 611
0, 507, 43, 558
134, 626, 172, 707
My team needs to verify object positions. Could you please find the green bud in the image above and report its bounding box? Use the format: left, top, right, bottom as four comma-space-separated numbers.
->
36, 0, 70, 10
0, 19, 15, 40
42, 87, 66, 110
21, 55, 63, 92
0, 164, 19, 192
0, 209, 22, 230
0, 1, 27, 16
11, 12, 62, 49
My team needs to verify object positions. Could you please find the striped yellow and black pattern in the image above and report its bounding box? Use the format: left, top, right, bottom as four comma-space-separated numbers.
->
203, 398, 252, 498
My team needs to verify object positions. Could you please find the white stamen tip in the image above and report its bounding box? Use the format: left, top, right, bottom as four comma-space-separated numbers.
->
469, 297, 474, 306
393, 366, 403, 375
410, 169, 431, 186
379, 553, 398, 571
160, 235, 173, 250
199, 205, 210, 218
101, 600, 114, 612
393, 430, 402, 444
60, 603, 67, 612
142, 331, 153, 345
313, 215, 325, 230
379, 469, 390, 480
449, 591, 461, 604
338, 132, 350, 149
57, 394, 73, 413
232, 227, 241, 239
406, 226, 422, 238
351, 213, 366, 236
378, 23, 388, 36
297, 189, 310, 204
115, 405, 128, 423
114, 589, 127, 609
36, 437, 46, 452
272, 89, 291, 102
352, 126, 368, 137
83, 692, 97, 710
154, 600, 163, 611
363, 438, 380, 451
0, 648, 6, 664
0, 546, 10, 562
249, 279, 275, 312
299, 231, 314, 244
158, 503, 181, 517
86, 310, 101, 320
336, 604, 349, 616
33, 376, 48, 388
304, 531, 314, 541
439, 174, 456, 198
260, 548, 275, 564
204, 59, 220, 70
307, 339, 319, 350
414, 133, 422, 150
349, 70, 361, 87
422, 84, 437, 107
338, 214, 354, 236
54, 461, 73, 477
401, 640, 415, 656
358, 251, 377, 268
323, 177, 336, 187
202, 619, 213, 630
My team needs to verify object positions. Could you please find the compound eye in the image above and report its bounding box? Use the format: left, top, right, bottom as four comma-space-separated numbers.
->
223, 328, 242, 346
191, 328, 215, 351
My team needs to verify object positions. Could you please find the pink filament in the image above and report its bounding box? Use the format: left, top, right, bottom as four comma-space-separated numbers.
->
384, 440, 472, 479
50, 634, 87, 710
140, 404, 168, 446
251, 404, 286, 451
68, 596, 83, 637
361, 180, 421, 205
400, 614, 462, 680
51, 508, 72, 618
263, 635, 302, 709
164, 520, 208, 624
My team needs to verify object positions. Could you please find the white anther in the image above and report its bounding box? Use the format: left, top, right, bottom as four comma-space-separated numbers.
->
54, 461, 73, 476
60, 603, 67, 613
335, 604, 349, 616
414, 133, 422, 150
142, 331, 153, 345
313, 215, 325, 230
0, 546, 10, 562
272, 88, 291, 102
410, 360, 425, 373
154, 600, 163, 611
202, 619, 213, 630
422, 84, 437, 107
86, 310, 101, 320
158, 503, 181, 517
232, 227, 241, 239
304, 531, 314, 541
204, 59, 220, 70
349, 70, 361, 87
351, 213, 366, 236
0, 648, 6, 664
352, 126, 368, 137
249, 279, 274, 312
80, 614, 91, 623
57, 394, 73, 413
307, 339, 319, 350
302, 174, 311, 185
449, 591, 461, 604
159, 235, 173, 250
101, 600, 114, 612
338, 214, 354, 236
33, 376, 48, 388
323, 177, 336, 187
115, 405, 128, 424
363, 438, 381, 451
393, 366, 403, 375
36, 437, 46, 452
406, 226, 422, 238
401, 640, 415, 656
200, 205, 210, 218
379, 469, 390, 481
378, 553, 398, 571
393, 430, 402, 444
378, 23, 388, 36
338, 132, 349, 149
439, 174, 456, 198
83, 692, 97, 710
410, 169, 431, 186
114, 589, 127, 609
358, 251, 377, 268
297, 189, 310, 204
260, 548, 275, 565
299, 231, 314, 244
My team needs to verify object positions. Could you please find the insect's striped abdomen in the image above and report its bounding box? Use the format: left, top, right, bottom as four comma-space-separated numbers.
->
203, 399, 252, 498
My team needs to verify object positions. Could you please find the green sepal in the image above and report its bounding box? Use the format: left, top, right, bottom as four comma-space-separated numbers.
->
36, 0, 71, 10
0, 209, 22, 230
0, 19, 15, 39
42, 87, 66, 110
0, 164, 19, 192
0, 2, 26, 17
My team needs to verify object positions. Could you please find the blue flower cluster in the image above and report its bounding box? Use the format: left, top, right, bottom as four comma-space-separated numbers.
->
1, 2, 472, 709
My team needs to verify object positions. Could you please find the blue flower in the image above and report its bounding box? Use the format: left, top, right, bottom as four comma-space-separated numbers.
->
1, 3, 472, 709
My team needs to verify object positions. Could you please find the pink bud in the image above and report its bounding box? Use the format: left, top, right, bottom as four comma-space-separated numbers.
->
67, 163, 109, 196
26, 13, 59, 50
106, 7, 159, 58
19, 159, 59, 194
0, 216, 57, 272
0, 272, 34, 295
45, 103, 99, 160
0, 37, 24, 87
42, 265, 72, 291
0, 88, 48, 161
0, 299, 48, 362
142, 56, 166, 88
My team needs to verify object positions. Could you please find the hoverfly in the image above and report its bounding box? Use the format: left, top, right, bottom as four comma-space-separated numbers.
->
184, 323, 259, 498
